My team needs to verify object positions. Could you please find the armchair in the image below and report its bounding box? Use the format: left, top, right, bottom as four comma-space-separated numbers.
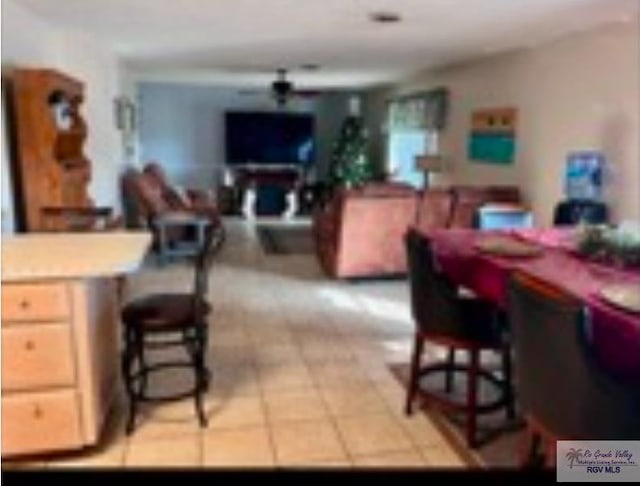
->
142, 162, 221, 225
121, 165, 224, 263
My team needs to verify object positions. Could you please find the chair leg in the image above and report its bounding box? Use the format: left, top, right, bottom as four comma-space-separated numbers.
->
519, 421, 532, 467
544, 438, 557, 469
405, 333, 424, 416
502, 345, 516, 421
466, 348, 479, 449
519, 419, 542, 468
192, 324, 209, 427
121, 327, 140, 435
444, 348, 455, 393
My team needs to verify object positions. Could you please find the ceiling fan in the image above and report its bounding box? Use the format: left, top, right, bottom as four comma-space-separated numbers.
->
234, 66, 321, 105
271, 68, 320, 106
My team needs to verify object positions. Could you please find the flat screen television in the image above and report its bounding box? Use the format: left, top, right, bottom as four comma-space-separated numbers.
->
225, 111, 315, 166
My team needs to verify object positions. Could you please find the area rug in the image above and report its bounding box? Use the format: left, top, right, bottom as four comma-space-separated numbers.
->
257, 225, 315, 255
389, 363, 525, 468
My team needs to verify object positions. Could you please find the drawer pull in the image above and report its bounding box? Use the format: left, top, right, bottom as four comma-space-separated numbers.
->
33, 405, 43, 419
20, 300, 30, 310
24, 340, 35, 351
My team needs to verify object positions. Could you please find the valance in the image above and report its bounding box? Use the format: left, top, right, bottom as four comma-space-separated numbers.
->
387, 87, 448, 131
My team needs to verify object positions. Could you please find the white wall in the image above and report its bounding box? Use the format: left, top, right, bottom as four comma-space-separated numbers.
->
1, 0, 125, 232
365, 20, 640, 225
138, 82, 358, 189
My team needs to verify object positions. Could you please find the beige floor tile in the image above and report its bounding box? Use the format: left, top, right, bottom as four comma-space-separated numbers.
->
373, 382, 409, 415
246, 327, 294, 347
128, 417, 204, 442
205, 395, 266, 430
319, 384, 388, 417
124, 437, 201, 467
252, 344, 305, 366
420, 446, 468, 468
145, 397, 205, 421
300, 343, 354, 363
308, 360, 370, 387
209, 363, 261, 397
334, 413, 413, 456
352, 449, 426, 468
202, 426, 274, 467
257, 362, 314, 391
210, 327, 250, 348
278, 458, 352, 468
209, 343, 256, 368
271, 419, 347, 463
263, 388, 329, 423
395, 413, 448, 448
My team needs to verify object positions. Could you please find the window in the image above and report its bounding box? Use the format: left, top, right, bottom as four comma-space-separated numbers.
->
384, 88, 448, 188
387, 130, 438, 188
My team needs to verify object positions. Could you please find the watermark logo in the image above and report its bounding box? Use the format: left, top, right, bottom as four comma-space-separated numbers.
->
557, 441, 640, 482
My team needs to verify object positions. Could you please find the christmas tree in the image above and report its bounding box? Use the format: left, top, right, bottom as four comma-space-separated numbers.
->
329, 115, 375, 188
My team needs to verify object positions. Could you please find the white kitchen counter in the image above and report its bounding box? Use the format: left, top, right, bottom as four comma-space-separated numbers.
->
1, 230, 152, 457
1, 231, 151, 282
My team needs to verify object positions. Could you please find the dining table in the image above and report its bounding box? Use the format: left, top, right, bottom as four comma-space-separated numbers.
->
421, 226, 640, 381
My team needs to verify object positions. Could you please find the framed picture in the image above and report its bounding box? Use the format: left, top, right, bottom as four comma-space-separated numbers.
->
468, 107, 518, 165
114, 96, 136, 133
565, 151, 605, 201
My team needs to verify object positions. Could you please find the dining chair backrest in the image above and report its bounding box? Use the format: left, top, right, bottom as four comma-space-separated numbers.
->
192, 224, 217, 318
405, 228, 475, 339
553, 200, 608, 226
508, 271, 640, 439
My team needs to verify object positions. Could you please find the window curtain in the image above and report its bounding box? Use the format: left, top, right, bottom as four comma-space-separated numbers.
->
387, 87, 449, 132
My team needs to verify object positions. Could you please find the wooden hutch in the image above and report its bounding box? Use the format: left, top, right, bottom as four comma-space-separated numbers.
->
7, 68, 111, 232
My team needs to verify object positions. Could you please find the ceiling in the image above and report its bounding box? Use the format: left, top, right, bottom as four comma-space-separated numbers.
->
18, 0, 639, 89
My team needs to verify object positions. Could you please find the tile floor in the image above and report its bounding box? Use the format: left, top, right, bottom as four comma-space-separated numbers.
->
3, 218, 467, 469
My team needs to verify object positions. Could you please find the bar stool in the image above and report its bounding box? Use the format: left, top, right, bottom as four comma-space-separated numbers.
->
120, 224, 218, 434
404, 228, 515, 448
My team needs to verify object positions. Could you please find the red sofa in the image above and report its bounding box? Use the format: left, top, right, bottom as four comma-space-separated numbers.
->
313, 183, 521, 279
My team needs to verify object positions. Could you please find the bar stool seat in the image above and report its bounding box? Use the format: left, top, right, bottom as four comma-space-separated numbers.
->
122, 294, 211, 332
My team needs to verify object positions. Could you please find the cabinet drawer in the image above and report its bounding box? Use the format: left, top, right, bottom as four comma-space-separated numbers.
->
1, 389, 82, 457
2, 283, 70, 322
2, 324, 75, 391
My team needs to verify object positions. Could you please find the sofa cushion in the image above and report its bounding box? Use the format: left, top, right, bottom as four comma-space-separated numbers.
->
416, 188, 454, 231
350, 181, 417, 198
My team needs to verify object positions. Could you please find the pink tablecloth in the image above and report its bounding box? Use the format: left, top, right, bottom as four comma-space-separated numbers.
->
423, 227, 640, 379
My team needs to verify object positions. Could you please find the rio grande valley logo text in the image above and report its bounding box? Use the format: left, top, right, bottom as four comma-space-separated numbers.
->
565, 447, 637, 475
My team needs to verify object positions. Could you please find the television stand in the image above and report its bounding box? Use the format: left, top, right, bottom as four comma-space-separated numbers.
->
227, 165, 303, 219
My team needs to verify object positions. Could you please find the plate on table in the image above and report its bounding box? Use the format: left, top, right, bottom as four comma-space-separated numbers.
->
474, 236, 544, 258
599, 285, 640, 314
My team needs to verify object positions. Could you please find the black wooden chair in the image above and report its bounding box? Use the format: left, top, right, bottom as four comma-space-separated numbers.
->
508, 271, 640, 467
404, 228, 515, 448
552, 200, 608, 226
120, 224, 218, 434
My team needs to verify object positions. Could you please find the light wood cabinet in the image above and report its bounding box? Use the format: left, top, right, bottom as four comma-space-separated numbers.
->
2, 323, 76, 391
1, 279, 119, 458
2, 389, 83, 457
2, 282, 70, 321
6, 68, 93, 232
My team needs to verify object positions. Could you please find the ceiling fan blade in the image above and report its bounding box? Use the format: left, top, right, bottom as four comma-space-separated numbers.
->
293, 90, 321, 97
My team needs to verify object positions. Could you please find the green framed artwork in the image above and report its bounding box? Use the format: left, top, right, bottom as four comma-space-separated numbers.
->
468, 107, 517, 165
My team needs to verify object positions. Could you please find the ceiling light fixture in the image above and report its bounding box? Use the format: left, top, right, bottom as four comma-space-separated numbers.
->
370, 11, 402, 24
